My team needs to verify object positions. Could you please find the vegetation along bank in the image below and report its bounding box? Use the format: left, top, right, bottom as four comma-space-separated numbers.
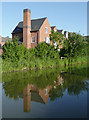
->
2, 31, 88, 73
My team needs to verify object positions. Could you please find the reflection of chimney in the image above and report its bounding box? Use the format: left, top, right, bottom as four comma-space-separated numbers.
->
23, 84, 31, 112
23, 9, 31, 49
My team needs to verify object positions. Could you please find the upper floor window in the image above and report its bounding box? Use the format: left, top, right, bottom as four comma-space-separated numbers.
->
54, 30, 56, 33
45, 27, 48, 33
31, 36, 35, 43
66, 32, 68, 39
62, 30, 64, 35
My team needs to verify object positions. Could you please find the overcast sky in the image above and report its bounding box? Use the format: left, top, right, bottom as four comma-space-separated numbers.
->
2, 2, 87, 38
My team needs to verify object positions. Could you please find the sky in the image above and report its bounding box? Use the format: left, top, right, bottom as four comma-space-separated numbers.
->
1, 2, 87, 38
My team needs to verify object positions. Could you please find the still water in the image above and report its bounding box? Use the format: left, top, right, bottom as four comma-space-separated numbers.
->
2, 64, 89, 118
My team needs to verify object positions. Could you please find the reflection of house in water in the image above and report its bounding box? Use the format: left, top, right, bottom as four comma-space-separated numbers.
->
23, 73, 64, 112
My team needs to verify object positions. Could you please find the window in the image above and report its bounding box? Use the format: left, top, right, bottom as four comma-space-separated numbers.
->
45, 37, 50, 44
31, 36, 35, 43
66, 32, 68, 39
45, 27, 48, 33
62, 30, 64, 34
54, 30, 56, 33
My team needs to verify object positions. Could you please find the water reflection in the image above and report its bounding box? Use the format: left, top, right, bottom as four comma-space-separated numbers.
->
23, 74, 64, 112
2, 65, 89, 113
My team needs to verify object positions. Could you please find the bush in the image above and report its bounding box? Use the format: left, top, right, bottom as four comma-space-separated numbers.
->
35, 42, 60, 59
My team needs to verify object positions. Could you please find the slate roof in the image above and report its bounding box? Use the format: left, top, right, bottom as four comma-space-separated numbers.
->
31, 91, 45, 104
57, 29, 63, 33
12, 17, 47, 34
51, 26, 56, 31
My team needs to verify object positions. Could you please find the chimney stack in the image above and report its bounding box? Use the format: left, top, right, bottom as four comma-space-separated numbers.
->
23, 9, 31, 49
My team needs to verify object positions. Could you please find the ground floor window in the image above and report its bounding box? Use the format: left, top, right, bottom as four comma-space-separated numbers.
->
45, 37, 50, 44
31, 36, 35, 43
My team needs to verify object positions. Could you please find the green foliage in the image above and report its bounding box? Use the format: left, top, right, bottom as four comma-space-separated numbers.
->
60, 32, 87, 65
2, 35, 87, 72
35, 42, 59, 59
2, 37, 29, 62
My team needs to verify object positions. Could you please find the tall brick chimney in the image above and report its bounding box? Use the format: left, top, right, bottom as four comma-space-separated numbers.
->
23, 9, 31, 49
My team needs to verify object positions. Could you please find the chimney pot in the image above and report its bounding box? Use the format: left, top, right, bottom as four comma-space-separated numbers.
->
23, 9, 31, 13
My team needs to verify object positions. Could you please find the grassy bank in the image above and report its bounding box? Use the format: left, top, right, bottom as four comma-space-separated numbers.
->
2, 56, 87, 73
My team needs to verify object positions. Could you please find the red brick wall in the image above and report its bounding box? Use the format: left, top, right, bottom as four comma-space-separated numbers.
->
39, 18, 51, 43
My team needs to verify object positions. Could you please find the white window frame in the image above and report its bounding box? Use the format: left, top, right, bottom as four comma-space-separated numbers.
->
45, 27, 48, 33
62, 30, 64, 35
45, 37, 50, 44
31, 36, 35, 43
54, 29, 56, 33
66, 32, 68, 39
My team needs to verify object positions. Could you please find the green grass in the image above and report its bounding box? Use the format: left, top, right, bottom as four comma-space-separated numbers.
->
2, 56, 87, 73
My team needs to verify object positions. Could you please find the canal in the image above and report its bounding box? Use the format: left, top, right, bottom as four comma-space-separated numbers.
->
1, 64, 89, 118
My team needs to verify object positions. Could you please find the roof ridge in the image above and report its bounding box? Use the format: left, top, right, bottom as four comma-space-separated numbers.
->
12, 17, 47, 33
31, 17, 47, 21
19, 17, 47, 23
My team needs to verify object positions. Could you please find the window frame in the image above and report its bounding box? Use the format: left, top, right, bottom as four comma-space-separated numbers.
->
45, 27, 48, 33
31, 36, 35, 43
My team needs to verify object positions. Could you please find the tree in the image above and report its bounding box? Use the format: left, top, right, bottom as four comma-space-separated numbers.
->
61, 32, 87, 65
2, 37, 29, 62
35, 42, 59, 59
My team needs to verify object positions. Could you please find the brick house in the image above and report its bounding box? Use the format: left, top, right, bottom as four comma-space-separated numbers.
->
12, 9, 51, 49
12, 9, 68, 49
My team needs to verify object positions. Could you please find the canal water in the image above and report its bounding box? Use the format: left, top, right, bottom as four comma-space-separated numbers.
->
1, 64, 89, 118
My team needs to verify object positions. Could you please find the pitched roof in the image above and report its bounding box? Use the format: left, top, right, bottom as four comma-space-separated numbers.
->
12, 17, 47, 34
51, 26, 56, 31
31, 91, 45, 104
57, 29, 64, 33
